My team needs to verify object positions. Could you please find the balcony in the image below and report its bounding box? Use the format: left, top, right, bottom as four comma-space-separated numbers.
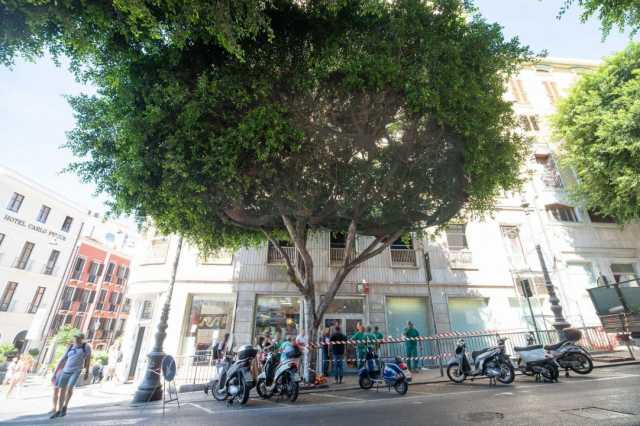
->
267, 245, 297, 265
329, 248, 357, 266
12, 257, 34, 271
448, 249, 474, 270
390, 248, 417, 267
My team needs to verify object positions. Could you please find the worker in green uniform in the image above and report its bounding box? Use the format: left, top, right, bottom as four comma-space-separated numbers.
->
351, 323, 367, 367
404, 321, 420, 371
372, 326, 384, 351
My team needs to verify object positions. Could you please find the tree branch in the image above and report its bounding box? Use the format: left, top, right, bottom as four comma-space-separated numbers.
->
260, 228, 306, 294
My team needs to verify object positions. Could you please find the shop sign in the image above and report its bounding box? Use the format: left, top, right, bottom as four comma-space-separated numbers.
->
3, 213, 67, 241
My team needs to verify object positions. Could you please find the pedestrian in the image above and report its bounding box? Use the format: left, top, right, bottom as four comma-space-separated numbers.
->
105, 344, 121, 382
5, 355, 32, 398
352, 323, 367, 367
3, 357, 18, 386
50, 332, 92, 419
272, 331, 283, 351
91, 363, 103, 384
319, 328, 331, 376
404, 321, 420, 372
213, 333, 230, 360
330, 326, 347, 384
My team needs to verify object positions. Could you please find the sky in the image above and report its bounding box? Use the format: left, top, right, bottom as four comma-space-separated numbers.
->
0, 0, 637, 216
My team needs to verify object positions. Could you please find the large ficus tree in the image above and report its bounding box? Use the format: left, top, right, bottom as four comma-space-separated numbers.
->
553, 43, 640, 223
1, 0, 530, 343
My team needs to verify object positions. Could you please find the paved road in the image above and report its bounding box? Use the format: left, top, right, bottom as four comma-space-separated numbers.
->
4, 365, 640, 426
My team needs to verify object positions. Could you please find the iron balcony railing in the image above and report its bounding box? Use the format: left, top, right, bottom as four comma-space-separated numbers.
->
267, 245, 297, 265
329, 247, 357, 266
390, 248, 417, 267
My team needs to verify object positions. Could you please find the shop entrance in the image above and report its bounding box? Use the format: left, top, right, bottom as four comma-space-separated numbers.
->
321, 296, 366, 372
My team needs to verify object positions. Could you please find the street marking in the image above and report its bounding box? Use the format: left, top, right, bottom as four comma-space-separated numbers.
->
496, 392, 513, 396
313, 393, 364, 401
188, 402, 215, 414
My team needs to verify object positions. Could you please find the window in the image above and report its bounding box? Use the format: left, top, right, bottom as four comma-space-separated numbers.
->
329, 232, 356, 265
519, 115, 540, 132
36, 205, 51, 224
72, 315, 83, 329
88, 290, 96, 303
104, 262, 116, 282
7, 192, 24, 213
0, 282, 18, 311
15, 241, 35, 270
98, 289, 107, 303
500, 226, 526, 270
389, 235, 417, 267
61, 216, 74, 232
44, 250, 60, 275
87, 262, 100, 283
535, 154, 563, 188
145, 237, 170, 263
611, 264, 638, 286
141, 300, 154, 320
73, 288, 84, 302
546, 204, 578, 222
448, 297, 492, 332
109, 292, 119, 304
28, 287, 46, 313
446, 224, 468, 250
116, 266, 128, 285
71, 257, 86, 280
543, 81, 561, 104
253, 296, 300, 342
0, 233, 5, 247
267, 240, 295, 264
509, 79, 528, 103
588, 210, 616, 224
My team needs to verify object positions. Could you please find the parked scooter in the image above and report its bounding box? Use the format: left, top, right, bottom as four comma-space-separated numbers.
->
358, 346, 411, 395
512, 334, 559, 382
544, 330, 593, 376
447, 337, 514, 385
205, 345, 258, 405
256, 343, 302, 402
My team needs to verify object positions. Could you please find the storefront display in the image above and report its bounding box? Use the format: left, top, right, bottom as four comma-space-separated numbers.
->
182, 294, 234, 355
386, 296, 430, 338
254, 296, 301, 341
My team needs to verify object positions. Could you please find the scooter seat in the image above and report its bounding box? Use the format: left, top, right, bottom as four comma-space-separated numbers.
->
471, 348, 490, 360
544, 340, 568, 351
514, 344, 543, 352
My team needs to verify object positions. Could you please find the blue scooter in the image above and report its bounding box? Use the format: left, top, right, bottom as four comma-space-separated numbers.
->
358, 346, 411, 395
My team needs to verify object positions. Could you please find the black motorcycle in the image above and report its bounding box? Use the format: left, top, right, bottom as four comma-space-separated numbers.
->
205, 345, 258, 405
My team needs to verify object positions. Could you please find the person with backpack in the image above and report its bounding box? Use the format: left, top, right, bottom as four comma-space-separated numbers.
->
50, 332, 92, 419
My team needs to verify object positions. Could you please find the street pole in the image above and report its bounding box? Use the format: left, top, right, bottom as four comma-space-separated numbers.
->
133, 235, 183, 403
536, 244, 570, 338
422, 252, 443, 377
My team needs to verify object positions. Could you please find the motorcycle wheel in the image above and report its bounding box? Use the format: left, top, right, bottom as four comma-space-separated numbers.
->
256, 378, 271, 399
446, 363, 466, 384
212, 380, 227, 402
359, 376, 374, 389
284, 372, 299, 402
235, 374, 250, 405
569, 354, 593, 375
540, 364, 555, 382
394, 380, 408, 395
496, 361, 515, 384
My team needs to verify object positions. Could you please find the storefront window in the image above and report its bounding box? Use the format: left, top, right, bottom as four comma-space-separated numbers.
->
386, 297, 430, 338
448, 297, 492, 332
325, 298, 364, 314
182, 294, 234, 355
254, 296, 300, 342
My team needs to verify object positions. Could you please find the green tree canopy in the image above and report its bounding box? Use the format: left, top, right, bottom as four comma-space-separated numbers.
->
561, 0, 640, 36
1, 0, 530, 337
553, 43, 640, 223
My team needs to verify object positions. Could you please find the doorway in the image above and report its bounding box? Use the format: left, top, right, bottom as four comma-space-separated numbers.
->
128, 326, 146, 381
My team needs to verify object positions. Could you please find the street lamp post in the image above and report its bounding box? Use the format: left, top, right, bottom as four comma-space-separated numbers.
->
133, 235, 183, 403
422, 252, 444, 377
535, 244, 570, 337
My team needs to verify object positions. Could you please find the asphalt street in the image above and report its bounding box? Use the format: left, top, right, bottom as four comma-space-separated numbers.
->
4, 364, 640, 426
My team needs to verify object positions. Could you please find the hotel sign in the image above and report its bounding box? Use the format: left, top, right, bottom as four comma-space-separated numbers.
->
3, 214, 67, 242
